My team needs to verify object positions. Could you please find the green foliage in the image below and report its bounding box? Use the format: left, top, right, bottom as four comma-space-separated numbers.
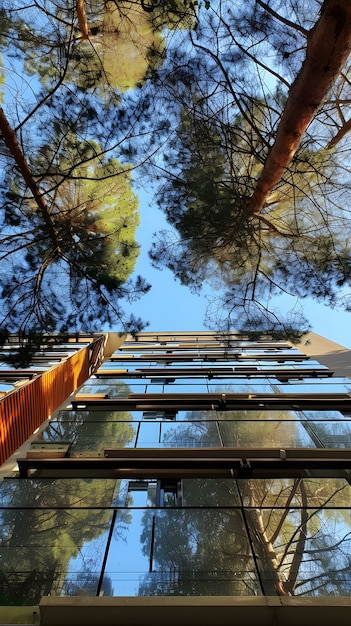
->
142, 0, 198, 30
15, 0, 167, 96
2, 0, 351, 335
35, 135, 142, 287
0, 129, 149, 332
150, 84, 351, 331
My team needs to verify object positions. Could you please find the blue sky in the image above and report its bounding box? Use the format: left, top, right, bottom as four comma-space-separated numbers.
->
123, 189, 351, 349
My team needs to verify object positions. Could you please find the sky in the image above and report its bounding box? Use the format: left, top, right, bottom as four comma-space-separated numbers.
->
2, 2, 351, 351
124, 189, 351, 349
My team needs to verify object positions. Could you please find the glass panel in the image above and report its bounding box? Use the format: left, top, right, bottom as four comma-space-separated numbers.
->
182, 479, 240, 506
62, 510, 118, 597
103, 509, 260, 596
240, 479, 351, 596
274, 380, 351, 394
56, 410, 136, 422
207, 382, 274, 393
0, 479, 118, 508
306, 421, 351, 448
217, 409, 303, 421
127, 484, 152, 507
238, 478, 351, 508
0, 383, 14, 392
102, 509, 151, 596
146, 375, 207, 381
0, 509, 113, 604
257, 361, 328, 370
302, 410, 350, 421
112, 480, 157, 508
209, 378, 274, 385
219, 421, 316, 448
77, 382, 146, 396
144, 384, 164, 393
161, 383, 208, 393
161, 421, 221, 447
136, 422, 161, 447
40, 420, 137, 454
107, 361, 163, 369
177, 410, 217, 421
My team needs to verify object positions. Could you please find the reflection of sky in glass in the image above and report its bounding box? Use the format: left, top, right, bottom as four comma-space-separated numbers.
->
35, 405, 351, 451
64, 520, 113, 596
103, 509, 150, 596
103, 508, 261, 597
99, 359, 330, 371
2, 479, 351, 599
77, 376, 351, 396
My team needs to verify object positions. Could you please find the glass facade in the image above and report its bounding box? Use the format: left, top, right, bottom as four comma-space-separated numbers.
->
1, 332, 351, 606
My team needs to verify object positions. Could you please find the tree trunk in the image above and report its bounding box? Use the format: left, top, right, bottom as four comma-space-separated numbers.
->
0, 107, 60, 252
247, 0, 351, 215
76, 0, 90, 40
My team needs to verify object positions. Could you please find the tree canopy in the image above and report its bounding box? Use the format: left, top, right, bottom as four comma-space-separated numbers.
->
0, 0, 351, 334
145, 0, 351, 332
0, 108, 150, 332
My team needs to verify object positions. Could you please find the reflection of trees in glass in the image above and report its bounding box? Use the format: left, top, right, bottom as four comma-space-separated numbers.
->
162, 420, 219, 447
0, 478, 133, 604
63, 568, 113, 597
38, 409, 136, 455
241, 478, 351, 596
163, 409, 310, 448
305, 420, 351, 448
0, 479, 119, 605
139, 507, 259, 596
136, 477, 351, 597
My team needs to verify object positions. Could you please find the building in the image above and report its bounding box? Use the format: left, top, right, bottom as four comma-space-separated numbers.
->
1, 331, 351, 625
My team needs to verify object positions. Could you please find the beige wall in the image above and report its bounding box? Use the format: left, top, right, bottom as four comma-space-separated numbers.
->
39, 596, 351, 626
102, 333, 127, 359
297, 332, 351, 378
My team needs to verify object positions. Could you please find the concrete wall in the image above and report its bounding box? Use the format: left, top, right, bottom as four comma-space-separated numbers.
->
297, 332, 351, 379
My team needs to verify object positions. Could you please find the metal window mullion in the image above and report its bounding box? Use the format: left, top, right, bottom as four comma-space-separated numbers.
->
96, 509, 117, 597
216, 420, 224, 447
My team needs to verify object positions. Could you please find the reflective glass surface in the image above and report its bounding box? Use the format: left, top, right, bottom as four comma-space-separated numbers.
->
0, 508, 113, 604
103, 508, 260, 596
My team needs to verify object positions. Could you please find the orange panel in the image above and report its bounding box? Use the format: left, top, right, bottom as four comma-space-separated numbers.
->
0, 337, 105, 466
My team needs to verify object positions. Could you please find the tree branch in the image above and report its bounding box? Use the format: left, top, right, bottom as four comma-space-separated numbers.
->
76, 0, 90, 40
326, 116, 351, 147
255, 0, 309, 37
0, 108, 61, 253
247, 0, 351, 214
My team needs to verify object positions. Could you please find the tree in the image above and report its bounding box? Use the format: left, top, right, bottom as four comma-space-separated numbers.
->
247, 0, 351, 214
0, 108, 150, 332
8, 0, 176, 97
140, 0, 198, 30
146, 0, 351, 332
62, 1, 167, 93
